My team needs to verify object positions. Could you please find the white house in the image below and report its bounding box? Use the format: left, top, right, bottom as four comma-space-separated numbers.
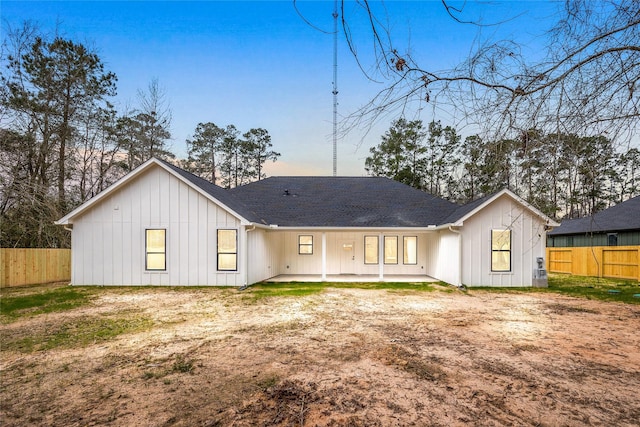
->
56, 158, 558, 287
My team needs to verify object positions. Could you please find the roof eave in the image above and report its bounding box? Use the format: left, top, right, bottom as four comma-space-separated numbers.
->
261, 225, 441, 231
455, 189, 559, 227
56, 158, 251, 226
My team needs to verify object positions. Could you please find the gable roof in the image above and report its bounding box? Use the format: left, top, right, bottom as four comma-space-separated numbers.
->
442, 189, 559, 227
57, 158, 557, 229
156, 159, 262, 223
548, 195, 640, 235
56, 158, 254, 225
229, 176, 459, 227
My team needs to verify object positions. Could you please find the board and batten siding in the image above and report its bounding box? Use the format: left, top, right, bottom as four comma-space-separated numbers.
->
427, 230, 461, 285
70, 166, 243, 286
459, 195, 547, 287
246, 228, 280, 284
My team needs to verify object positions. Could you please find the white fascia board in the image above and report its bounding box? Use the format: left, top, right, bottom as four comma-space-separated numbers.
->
152, 161, 250, 225
55, 158, 159, 225
262, 226, 440, 232
55, 158, 250, 226
452, 189, 560, 227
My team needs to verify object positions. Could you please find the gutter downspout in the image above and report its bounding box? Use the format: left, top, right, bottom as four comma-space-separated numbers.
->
240, 224, 256, 290
448, 225, 463, 288
63, 224, 73, 285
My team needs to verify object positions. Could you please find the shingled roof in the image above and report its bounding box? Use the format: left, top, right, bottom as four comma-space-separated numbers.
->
229, 176, 460, 227
62, 158, 545, 229
157, 160, 263, 223
548, 195, 640, 235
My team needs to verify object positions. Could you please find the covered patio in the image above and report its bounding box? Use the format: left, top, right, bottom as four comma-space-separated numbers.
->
264, 274, 439, 283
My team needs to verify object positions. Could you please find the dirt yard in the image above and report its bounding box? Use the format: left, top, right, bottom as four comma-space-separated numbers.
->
1, 284, 639, 426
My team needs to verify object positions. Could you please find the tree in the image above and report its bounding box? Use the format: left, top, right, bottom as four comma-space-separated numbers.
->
615, 148, 640, 202
1, 23, 118, 247
120, 79, 174, 170
185, 122, 225, 184
365, 118, 461, 197
242, 128, 280, 182
4, 35, 117, 211
341, 1, 639, 150
186, 124, 280, 188
422, 121, 461, 199
217, 125, 241, 189
71, 105, 127, 203
365, 118, 427, 189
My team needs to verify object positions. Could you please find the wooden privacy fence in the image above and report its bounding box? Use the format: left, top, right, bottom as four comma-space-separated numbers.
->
546, 246, 640, 281
0, 248, 71, 288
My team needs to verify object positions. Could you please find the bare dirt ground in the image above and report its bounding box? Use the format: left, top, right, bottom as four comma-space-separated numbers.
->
1, 284, 640, 427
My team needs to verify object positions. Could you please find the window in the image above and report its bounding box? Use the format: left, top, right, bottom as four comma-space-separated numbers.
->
384, 236, 398, 264
298, 235, 313, 255
364, 236, 379, 264
217, 229, 237, 271
491, 229, 511, 272
403, 236, 417, 264
608, 233, 618, 246
145, 229, 166, 271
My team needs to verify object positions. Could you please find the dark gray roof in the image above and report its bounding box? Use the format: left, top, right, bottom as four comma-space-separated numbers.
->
161, 161, 531, 228
440, 192, 494, 225
548, 195, 640, 235
229, 176, 459, 227
158, 160, 262, 223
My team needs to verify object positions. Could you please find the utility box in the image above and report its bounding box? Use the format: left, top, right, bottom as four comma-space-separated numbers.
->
533, 257, 548, 288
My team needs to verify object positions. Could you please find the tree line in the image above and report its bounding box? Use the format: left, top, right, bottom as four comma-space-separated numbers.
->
0, 24, 279, 248
366, 118, 640, 219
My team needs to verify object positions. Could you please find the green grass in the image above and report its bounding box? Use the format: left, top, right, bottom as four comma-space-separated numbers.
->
2, 315, 154, 353
244, 281, 437, 301
472, 274, 640, 304
0, 286, 94, 320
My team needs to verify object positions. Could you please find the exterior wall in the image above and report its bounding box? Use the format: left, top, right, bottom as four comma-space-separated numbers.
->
426, 229, 461, 285
70, 166, 243, 286
246, 228, 281, 284
460, 195, 548, 287
267, 230, 436, 277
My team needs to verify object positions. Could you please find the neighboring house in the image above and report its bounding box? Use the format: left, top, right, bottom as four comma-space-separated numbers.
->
547, 196, 640, 281
56, 158, 558, 287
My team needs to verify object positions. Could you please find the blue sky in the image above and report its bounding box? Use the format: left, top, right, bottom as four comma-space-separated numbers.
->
1, 1, 559, 176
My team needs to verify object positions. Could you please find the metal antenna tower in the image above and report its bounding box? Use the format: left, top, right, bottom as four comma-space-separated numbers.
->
332, 0, 338, 176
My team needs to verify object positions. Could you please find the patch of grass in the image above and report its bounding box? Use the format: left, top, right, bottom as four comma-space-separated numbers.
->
256, 374, 280, 391
0, 286, 93, 320
244, 281, 436, 301
545, 303, 599, 314
472, 274, 640, 304
172, 354, 195, 373
248, 282, 327, 300
2, 315, 153, 353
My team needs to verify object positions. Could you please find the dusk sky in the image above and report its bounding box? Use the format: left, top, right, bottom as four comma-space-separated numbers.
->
1, 1, 559, 176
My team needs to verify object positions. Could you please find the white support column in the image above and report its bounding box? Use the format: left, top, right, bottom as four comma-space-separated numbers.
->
379, 232, 384, 281
321, 232, 327, 281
